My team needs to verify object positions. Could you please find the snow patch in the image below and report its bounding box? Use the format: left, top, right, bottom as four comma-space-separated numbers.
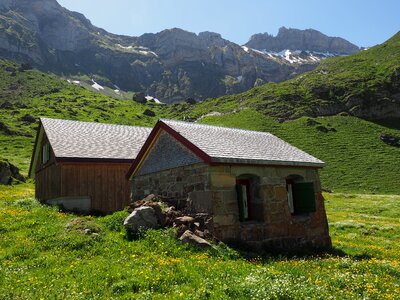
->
145, 95, 163, 104
91, 80, 104, 91
237, 75, 243, 82
116, 44, 159, 57
116, 44, 133, 50
241, 46, 249, 53
252, 48, 335, 64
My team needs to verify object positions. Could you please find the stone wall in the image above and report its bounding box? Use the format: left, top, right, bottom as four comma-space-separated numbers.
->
132, 162, 331, 250
132, 163, 212, 211
137, 130, 201, 176
209, 164, 331, 249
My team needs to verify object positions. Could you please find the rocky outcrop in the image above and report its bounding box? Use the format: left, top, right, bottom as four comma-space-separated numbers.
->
0, 1, 360, 103
0, 159, 25, 185
380, 133, 400, 147
246, 27, 360, 55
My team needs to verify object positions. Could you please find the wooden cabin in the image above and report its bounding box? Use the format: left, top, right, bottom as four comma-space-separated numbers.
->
29, 118, 151, 213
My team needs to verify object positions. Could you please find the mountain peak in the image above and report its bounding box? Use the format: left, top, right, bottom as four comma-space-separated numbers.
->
246, 27, 360, 55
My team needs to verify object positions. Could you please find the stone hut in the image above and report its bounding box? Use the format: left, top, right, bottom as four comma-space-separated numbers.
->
29, 118, 151, 212
127, 119, 331, 250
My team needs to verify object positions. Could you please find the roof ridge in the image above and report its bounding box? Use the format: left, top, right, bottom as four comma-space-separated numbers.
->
159, 118, 273, 135
40, 117, 152, 129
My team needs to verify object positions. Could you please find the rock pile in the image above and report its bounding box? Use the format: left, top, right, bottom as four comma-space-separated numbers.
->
124, 194, 214, 248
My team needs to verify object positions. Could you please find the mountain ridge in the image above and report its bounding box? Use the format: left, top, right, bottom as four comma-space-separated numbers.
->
246, 26, 360, 54
0, 0, 360, 103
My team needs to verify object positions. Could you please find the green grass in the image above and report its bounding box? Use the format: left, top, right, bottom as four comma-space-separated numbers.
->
0, 184, 399, 299
0, 59, 159, 173
1, 56, 399, 194
198, 109, 400, 194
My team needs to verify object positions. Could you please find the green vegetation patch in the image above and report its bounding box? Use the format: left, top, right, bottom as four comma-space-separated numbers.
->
0, 59, 159, 173
198, 109, 400, 194
0, 185, 399, 299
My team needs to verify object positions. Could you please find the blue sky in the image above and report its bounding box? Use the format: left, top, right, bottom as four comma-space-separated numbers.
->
57, 0, 399, 47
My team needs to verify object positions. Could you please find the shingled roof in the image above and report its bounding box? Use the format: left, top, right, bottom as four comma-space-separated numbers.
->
40, 118, 152, 160
161, 119, 325, 167
128, 119, 325, 177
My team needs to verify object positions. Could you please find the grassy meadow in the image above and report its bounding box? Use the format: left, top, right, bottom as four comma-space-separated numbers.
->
1, 48, 400, 298
1, 58, 399, 194
198, 109, 400, 195
0, 184, 399, 299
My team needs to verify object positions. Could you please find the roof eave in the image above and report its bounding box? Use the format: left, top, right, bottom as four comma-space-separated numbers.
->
56, 157, 134, 164
210, 157, 325, 168
28, 120, 43, 178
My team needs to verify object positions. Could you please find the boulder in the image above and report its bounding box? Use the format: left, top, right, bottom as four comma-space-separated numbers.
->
0, 162, 12, 185
179, 230, 212, 248
19, 114, 37, 124
123, 206, 158, 235
143, 194, 157, 202
0, 101, 13, 109
175, 224, 189, 237
143, 202, 166, 226
174, 216, 195, 226
0, 121, 17, 135
380, 133, 400, 147
0, 159, 25, 185
143, 109, 156, 117
127, 197, 166, 226
132, 92, 146, 104
164, 206, 182, 226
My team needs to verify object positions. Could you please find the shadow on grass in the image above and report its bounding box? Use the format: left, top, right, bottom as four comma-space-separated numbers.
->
372, 118, 400, 130
224, 240, 373, 262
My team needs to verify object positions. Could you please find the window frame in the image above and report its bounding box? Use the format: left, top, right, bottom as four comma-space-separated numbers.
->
42, 143, 50, 165
286, 178, 316, 215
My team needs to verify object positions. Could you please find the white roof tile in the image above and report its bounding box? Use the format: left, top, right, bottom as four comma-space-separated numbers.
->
161, 119, 325, 167
41, 118, 152, 160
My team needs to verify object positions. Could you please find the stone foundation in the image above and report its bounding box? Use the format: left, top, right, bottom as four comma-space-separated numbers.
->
132, 163, 211, 210
132, 163, 331, 250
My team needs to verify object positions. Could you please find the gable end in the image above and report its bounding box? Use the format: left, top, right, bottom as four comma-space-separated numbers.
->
137, 130, 202, 176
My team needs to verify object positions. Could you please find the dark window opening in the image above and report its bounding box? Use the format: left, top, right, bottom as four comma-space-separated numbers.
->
236, 174, 262, 222
42, 143, 50, 165
286, 175, 316, 215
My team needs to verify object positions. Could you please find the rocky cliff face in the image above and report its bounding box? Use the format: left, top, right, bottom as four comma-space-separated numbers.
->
246, 27, 360, 55
0, 1, 360, 103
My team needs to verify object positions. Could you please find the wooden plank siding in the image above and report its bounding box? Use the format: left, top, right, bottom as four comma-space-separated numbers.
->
35, 163, 61, 201
59, 162, 132, 213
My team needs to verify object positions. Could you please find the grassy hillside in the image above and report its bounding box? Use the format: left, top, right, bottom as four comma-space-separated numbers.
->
0, 56, 399, 194
0, 59, 159, 173
196, 109, 400, 194
164, 32, 400, 120
0, 185, 399, 299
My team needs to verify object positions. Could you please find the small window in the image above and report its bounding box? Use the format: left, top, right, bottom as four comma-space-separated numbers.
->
235, 175, 262, 222
287, 180, 316, 215
42, 143, 50, 164
236, 181, 250, 222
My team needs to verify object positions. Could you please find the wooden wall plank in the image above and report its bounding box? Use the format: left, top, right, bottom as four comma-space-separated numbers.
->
37, 162, 131, 213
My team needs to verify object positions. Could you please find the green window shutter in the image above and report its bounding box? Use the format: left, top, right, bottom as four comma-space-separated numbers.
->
236, 184, 245, 222
292, 182, 316, 214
